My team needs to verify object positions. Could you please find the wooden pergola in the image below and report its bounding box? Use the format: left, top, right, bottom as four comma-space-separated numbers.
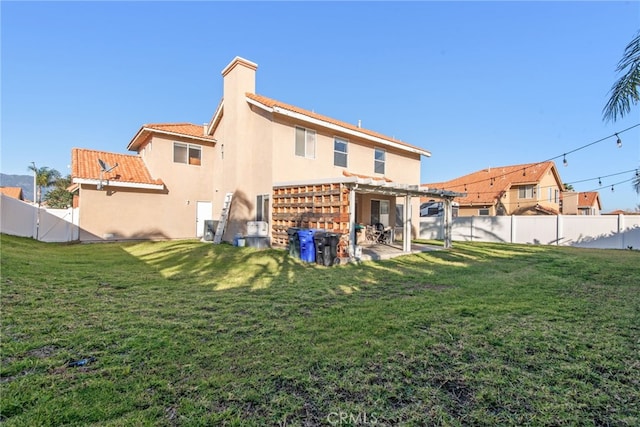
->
272, 177, 465, 255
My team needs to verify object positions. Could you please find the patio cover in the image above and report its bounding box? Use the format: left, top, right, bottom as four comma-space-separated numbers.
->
274, 176, 466, 253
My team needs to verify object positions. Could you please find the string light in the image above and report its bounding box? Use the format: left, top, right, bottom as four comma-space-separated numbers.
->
427, 124, 639, 193
565, 169, 637, 186
615, 133, 622, 148
442, 170, 637, 200
563, 154, 568, 167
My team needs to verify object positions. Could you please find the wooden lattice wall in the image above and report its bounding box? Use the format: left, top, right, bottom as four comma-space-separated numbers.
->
271, 183, 351, 249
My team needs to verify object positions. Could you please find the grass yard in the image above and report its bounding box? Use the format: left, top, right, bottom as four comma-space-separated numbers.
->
1, 234, 639, 426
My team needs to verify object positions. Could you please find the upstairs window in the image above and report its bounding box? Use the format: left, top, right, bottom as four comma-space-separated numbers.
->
518, 185, 535, 199
295, 127, 316, 159
174, 142, 201, 165
334, 137, 348, 167
374, 148, 385, 174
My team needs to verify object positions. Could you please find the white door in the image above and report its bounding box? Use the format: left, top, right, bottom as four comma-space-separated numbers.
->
196, 201, 212, 237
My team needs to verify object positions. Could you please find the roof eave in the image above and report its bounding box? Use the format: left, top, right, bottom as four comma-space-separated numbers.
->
207, 100, 224, 135
72, 177, 165, 191
128, 127, 217, 152
247, 97, 431, 157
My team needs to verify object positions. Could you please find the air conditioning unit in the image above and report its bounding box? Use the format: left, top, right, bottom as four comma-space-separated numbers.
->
247, 221, 268, 237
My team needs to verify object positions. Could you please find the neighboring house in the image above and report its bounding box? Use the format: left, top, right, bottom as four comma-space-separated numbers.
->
0, 187, 24, 201
422, 161, 565, 216
71, 56, 457, 251
560, 191, 602, 215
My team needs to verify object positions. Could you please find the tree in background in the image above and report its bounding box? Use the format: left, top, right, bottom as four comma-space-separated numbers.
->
44, 175, 73, 208
27, 165, 61, 205
603, 31, 639, 122
603, 30, 640, 194
563, 183, 575, 191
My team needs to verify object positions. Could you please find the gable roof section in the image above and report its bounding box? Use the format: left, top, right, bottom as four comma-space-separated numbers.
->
578, 191, 601, 210
0, 187, 24, 200
245, 93, 431, 157
127, 123, 216, 151
423, 161, 561, 205
71, 148, 164, 190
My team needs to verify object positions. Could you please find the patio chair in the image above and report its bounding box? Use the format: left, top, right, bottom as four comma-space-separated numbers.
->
374, 223, 392, 244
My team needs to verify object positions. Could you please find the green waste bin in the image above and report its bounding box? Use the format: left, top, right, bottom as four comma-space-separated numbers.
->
287, 227, 301, 258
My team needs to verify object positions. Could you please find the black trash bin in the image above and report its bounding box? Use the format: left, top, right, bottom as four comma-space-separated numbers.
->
325, 233, 341, 266
287, 227, 301, 258
313, 231, 329, 265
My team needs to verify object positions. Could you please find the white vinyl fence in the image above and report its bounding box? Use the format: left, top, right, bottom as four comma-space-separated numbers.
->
420, 214, 640, 250
1, 194, 79, 242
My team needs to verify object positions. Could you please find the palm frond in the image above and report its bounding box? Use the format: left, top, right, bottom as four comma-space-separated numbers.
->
603, 31, 640, 122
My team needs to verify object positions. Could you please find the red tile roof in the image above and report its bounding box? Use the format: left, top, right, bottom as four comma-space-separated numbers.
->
144, 123, 214, 139
577, 191, 600, 209
0, 187, 24, 200
343, 170, 393, 182
127, 123, 215, 151
246, 93, 430, 156
71, 148, 163, 186
423, 161, 559, 205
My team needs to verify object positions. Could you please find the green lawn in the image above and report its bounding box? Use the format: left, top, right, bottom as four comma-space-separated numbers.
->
1, 234, 638, 426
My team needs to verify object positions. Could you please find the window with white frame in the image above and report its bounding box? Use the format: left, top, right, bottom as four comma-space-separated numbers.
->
173, 142, 201, 165
334, 137, 348, 167
374, 148, 385, 174
295, 127, 316, 159
478, 208, 490, 216
518, 185, 535, 199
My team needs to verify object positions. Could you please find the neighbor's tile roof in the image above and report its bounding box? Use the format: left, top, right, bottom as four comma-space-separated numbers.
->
423, 161, 557, 205
578, 191, 601, 209
71, 148, 163, 185
246, 93, 430, 156
0, 187, 24, 200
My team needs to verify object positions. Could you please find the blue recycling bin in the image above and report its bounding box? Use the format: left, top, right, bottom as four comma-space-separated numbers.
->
298, 229, 318, 262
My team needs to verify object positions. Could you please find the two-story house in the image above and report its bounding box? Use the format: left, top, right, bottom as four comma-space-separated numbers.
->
560, 191, 602, 215
71, 57, 457, 252
422, 161, 565, 216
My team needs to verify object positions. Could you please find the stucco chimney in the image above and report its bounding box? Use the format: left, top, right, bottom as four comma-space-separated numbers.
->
221, 56, 258, 97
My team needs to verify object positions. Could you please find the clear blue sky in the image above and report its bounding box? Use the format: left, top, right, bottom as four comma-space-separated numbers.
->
2, 1, 639, 211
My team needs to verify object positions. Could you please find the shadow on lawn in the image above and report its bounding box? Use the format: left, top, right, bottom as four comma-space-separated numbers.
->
121, 239, 547, 296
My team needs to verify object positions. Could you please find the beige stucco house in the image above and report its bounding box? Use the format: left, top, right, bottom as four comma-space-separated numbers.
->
561, 191, 602, 215
71, 56, 455, 252
422, 161, 565, 216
